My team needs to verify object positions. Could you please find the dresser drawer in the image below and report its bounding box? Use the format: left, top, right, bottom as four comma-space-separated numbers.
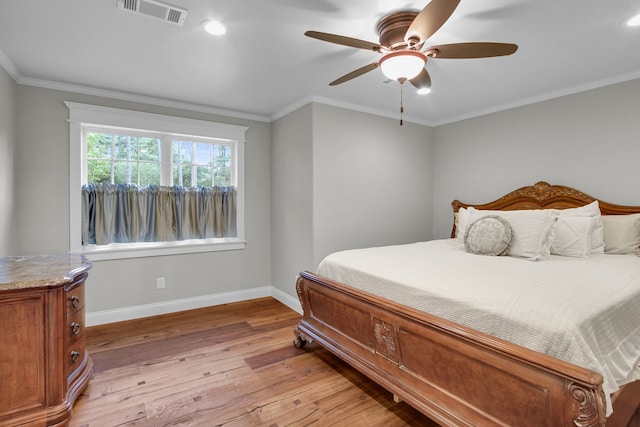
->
65, 309, 85, 345
65, 282, 85, 314
64, 348, 87, 379
65, 333, 86, 377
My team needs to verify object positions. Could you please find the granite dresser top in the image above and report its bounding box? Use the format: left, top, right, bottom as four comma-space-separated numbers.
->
0, 254, 92, 291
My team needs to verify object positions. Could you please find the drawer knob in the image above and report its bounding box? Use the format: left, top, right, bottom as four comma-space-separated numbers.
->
71, 322, 81, 335
71, 295, 81, 308
70, 351, 80, 364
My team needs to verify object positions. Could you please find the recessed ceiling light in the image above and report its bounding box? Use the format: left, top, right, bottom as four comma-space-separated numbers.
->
417, 87, 432, 95
203, 20, 226, 35
627, 13, 640, 27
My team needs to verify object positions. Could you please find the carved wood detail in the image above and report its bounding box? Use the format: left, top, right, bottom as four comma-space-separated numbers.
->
505, 181, 593, 203
295, 275, 306, 314
569, 382, 606, 427
372, 317, 398, 363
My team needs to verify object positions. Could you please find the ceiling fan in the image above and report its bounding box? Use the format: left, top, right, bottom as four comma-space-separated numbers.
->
305, 0, 518, 91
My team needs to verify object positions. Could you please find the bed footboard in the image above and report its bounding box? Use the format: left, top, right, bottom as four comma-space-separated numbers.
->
294, 271, 610, 427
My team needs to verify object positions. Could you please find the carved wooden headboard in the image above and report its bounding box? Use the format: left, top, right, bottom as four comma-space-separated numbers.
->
450, 181, 640, 238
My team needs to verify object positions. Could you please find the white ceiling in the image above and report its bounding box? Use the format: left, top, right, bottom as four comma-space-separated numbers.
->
1, 0, 639, 126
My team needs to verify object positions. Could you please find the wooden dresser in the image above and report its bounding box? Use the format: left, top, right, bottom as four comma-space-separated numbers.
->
0, 254, 93, 426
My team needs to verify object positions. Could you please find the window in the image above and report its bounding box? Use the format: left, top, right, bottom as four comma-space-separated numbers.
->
83, 129, 235, 187
85, 131, 163, 186
67, 102, 247, 260
172, 140, 232, 187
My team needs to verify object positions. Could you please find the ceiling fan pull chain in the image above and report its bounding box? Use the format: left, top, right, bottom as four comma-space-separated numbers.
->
399, 78, 405, 126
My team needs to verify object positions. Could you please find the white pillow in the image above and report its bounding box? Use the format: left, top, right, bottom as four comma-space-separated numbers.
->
602, 214, 640, 255
456, 207, 471, 247
550, 201, 604, 253
466, 207, 558, 261
550, 216, 596, 258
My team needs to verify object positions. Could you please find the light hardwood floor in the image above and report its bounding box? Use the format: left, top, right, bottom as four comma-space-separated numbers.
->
70, 298, 438, 426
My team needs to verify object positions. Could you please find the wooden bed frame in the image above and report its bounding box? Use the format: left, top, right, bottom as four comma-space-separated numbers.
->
293, 181, 640, 427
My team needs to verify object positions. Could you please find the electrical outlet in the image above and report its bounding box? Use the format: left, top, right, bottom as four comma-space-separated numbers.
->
156, 277, 165, 289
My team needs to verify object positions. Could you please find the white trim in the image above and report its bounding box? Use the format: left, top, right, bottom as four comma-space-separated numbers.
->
78, 239, 246, 261
66, 102, 248, 140
271, 286, 303, 314
21, 76, 271, 123
269, 96, 315, 121
270, 95, 434, 127
0, 48, 19, 81
85, 286, 300, 326
270, 71, 640, 126
430, 70, 640, 126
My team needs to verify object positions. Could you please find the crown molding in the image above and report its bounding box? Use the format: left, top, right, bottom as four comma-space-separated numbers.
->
16, 75, 272, 123
271, 95, 435, 127
0, 49, 19, 81
432, 71, 640, 126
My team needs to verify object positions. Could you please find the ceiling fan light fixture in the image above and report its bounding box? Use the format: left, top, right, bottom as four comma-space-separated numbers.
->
203, 20, 226, 35
417, 87, 432, 95
379, 51, 427, 81
627, 13, 640, 27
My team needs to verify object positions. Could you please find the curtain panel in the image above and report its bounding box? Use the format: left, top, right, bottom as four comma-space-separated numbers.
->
81, 184, 237, 245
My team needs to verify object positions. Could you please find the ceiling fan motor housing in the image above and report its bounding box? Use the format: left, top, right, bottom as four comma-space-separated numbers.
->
376, 12, 419, 50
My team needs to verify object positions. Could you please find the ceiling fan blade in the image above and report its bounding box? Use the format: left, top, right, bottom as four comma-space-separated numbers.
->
305, 31, 382, 52
428, 42, 518, 58
405, 0, 461, 44
410, 68, 431, 89
329, 63, 379, 86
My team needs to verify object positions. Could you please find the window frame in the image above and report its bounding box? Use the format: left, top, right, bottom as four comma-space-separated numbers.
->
67, 102, 247, 261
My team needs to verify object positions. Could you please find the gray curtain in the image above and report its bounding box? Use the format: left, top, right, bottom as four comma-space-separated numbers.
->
81, 184, 237, 245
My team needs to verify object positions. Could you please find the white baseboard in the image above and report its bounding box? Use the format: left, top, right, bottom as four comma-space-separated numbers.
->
271, 286, 302, 314
86, 286, 274, 326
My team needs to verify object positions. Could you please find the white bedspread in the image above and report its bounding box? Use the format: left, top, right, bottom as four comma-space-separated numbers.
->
317, 239, 640, 415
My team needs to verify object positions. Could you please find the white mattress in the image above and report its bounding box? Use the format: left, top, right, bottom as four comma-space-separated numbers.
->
317, 239, 640, 415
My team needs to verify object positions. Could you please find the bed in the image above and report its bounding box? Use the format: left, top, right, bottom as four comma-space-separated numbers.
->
293, 181, 640, 427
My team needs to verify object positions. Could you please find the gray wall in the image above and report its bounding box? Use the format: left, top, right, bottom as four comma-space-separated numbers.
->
271, 104, 315, 297
13, 85, 272, 313
271, 103, 434, 297
0, 66, 16, 257
432, 78, 640, 238
312, 103, 433, 264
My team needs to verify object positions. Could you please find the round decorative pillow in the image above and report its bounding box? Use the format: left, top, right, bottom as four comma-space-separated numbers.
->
464, 215, 512, 256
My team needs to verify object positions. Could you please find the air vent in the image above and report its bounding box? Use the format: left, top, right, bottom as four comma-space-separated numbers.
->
117, 0, 187, 26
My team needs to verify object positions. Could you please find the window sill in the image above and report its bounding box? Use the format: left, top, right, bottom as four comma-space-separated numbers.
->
75, 238, 246, 261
